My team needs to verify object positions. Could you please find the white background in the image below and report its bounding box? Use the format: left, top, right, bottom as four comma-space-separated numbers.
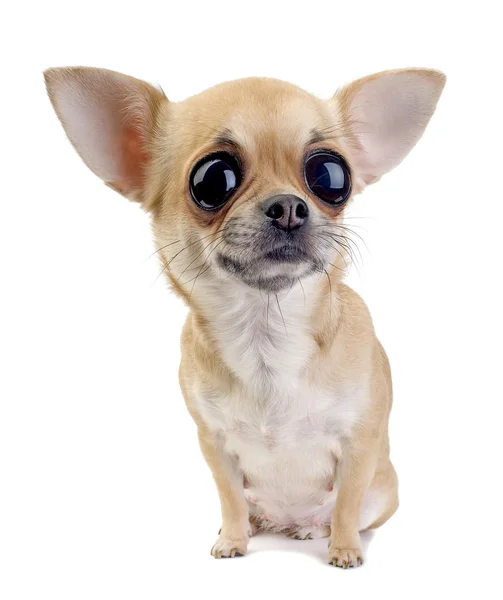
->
1, 2, 502, 598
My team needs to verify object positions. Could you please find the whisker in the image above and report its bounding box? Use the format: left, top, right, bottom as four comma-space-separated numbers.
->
151, 258, 171, 287
150, 229, 226, 287
333, 235, 361, 270
298, 277, 306, 308
275, 294, 288, 338
311, 232, 349, 269
149, 227, 228, 262
334, 232, 364, 266
187, 238, 226, 301
175, 235, 224, 283
144, 238, 181, 262
315, 226, 364, 269
266, 293, 271, 335
282, 277, 297, 301
324, 268, 333, 320
335, 224, 369, 250
187, 238, 223, 301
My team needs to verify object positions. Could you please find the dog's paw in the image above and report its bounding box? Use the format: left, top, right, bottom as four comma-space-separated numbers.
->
287, 524, 331, 540
211, 532, 249, 559
328, 546, 363, 569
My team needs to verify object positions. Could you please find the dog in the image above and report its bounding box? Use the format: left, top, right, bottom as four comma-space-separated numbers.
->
44, 66, 445, 567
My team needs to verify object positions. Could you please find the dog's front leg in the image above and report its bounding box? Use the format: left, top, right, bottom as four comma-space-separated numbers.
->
198, 427, 251, 558
328, 434, 378, 568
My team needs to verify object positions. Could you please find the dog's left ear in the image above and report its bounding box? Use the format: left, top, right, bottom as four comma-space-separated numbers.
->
333, 68, 446, 186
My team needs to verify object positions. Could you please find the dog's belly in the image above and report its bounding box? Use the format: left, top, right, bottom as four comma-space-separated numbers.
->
224, 429, 340, 530
196, 379, 362, 531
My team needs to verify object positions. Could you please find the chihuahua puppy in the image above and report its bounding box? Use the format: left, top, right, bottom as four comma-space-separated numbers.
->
45, 66, 445, 567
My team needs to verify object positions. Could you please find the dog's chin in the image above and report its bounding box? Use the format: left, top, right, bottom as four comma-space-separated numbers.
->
216, 249, 322, 293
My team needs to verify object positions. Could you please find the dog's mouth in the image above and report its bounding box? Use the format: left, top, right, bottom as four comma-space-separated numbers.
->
260, 245, 309, 263
216, 244, 322, 292
214, 218, 335, 292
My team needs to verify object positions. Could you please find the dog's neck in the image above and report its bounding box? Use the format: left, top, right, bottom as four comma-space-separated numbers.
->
191, 271, 339, 394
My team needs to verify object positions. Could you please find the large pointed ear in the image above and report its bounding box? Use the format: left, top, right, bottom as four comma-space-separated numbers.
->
333, 68, 446, 186
44, 67, 166, 202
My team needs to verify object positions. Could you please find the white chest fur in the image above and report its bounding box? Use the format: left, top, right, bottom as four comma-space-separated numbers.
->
200, 274, 319, 392
194, 276, 367, 529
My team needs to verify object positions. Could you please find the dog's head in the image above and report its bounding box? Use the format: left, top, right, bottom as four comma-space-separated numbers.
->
45, 68, 444, 297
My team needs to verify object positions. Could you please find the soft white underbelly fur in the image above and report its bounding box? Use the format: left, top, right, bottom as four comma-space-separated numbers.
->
230, 434, 338, 530
229, 431, 384, 532
197, 376, 381, 531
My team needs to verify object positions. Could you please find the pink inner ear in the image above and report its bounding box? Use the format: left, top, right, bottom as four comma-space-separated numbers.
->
341, 71, 445, 183
111, 124, 151, 195
46, 68, 165, 200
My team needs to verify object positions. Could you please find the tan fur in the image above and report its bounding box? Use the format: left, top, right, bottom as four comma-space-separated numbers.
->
45, 67, 445, 567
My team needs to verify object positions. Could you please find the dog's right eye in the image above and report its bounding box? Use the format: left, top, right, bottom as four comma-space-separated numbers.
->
189, 152, 242, 210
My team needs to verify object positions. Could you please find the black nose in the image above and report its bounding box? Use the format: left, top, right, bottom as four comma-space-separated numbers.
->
262, 195, 309, 232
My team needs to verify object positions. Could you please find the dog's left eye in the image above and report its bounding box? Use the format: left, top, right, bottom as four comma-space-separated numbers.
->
190, 152, 242, 210
304, 151, 351, 205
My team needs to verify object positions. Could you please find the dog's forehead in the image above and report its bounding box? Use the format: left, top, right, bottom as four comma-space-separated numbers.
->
179, 78, 330, 150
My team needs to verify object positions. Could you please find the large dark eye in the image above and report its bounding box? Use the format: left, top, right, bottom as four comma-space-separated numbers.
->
304, 151, 351, 205
189, 152, 241, 210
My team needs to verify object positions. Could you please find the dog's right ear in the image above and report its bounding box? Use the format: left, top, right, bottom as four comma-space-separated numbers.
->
333, 68, 446, 188
44, 67, 166, 202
